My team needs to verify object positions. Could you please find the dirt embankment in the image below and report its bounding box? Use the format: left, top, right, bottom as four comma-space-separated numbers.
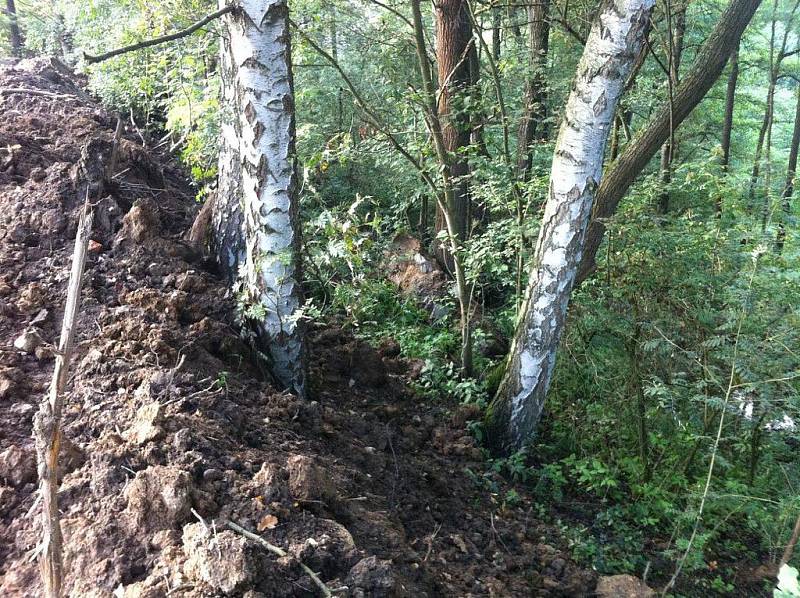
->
0, 58, 596, 597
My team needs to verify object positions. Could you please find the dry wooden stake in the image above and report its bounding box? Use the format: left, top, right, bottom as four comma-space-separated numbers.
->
33, 195, 94, 598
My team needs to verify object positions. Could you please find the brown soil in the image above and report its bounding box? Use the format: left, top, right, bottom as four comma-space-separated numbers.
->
0, 58, 597, 597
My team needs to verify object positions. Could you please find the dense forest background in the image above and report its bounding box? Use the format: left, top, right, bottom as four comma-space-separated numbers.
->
2, 0, 800, 595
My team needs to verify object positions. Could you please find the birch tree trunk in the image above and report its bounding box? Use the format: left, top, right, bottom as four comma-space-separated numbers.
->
485, 0, 654, 452
214, 0, 307, 396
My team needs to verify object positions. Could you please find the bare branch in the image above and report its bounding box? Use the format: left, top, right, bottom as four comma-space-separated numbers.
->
83, 5, 234, 64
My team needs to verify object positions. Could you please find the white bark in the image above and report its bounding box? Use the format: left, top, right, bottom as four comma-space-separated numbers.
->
487, 0, 654, 452
215, 0, 306, 396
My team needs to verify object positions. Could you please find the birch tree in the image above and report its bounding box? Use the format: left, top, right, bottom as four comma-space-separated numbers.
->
213, 0, 306, 396
485, 0, 655, 452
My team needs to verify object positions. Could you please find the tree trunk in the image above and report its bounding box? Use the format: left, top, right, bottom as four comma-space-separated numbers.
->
213, 7, 245, 284
720, 47, 739, 173
777, 85, 800, 252
515, 0, 550, 181
748, 70, 778, 203
576, 0, 762, 285
658, 6, 686, 214
492, 7, 501, 62
5, 0, 22, 57
433, 0, 472, 270
485, 0, 655, 453
214, 0, 307, 396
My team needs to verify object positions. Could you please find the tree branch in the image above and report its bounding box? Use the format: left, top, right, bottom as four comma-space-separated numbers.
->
83, 5, 235, 64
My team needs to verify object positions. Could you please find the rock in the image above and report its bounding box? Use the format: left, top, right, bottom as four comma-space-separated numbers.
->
126, 402, 164, 445
252, 462, 288, 503
286, 454, 334, 503
0, 445, 36, 487
346, 556, 396, 598
182, 522, 256, 593
0, 375, 15, 400
13, 328, 42, 353
115, 198, 161, 246
125, 466, 194, 528
596, 574, 655, 598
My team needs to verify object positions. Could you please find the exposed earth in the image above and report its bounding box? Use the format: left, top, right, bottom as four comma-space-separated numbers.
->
0, 58, 607, 597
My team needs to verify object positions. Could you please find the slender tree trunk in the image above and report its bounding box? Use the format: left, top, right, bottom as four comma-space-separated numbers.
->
749, 71, 778, 203
720, 47, 739, 173
777, 86, 800, 252
411, 0, 474, 376
515, 0, 550, 181
433, 0, 473, 270
576, 0, 762, 285
658, 6, 686, 214
214, 0, 307, 396
5, 0, 22, 56
485, 0, 655, 452
780, 512, 800, 568
492, 7, 501, 62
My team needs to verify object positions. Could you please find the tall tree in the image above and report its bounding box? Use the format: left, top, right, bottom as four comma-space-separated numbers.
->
214, 0, 307, 396
576, 0, 763, 284
776, 85, 800, 252
658, 4, 686, 214
747, 0, 799, 201
720, 47, 739, 174
433, 0, 473, 269
4, 0, 22, 56
515, 0, 551, 181
485, 0, 655, 452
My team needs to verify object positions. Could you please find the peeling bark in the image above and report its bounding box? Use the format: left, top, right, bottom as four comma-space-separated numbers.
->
486, 0, 655, 452
214, 0, 307, 396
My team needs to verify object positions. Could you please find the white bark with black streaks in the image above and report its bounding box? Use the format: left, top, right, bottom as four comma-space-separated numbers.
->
487, 0, 654, 452
215, 0, 306, 396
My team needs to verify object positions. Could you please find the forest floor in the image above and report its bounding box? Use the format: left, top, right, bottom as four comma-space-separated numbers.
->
0, 58, 619, 597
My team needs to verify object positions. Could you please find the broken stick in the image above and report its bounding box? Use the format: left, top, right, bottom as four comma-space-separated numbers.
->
33, 195, 94, 598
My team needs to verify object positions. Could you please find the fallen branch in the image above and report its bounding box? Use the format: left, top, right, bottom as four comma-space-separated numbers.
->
225, 520, 333, 597
83, 5, 235, 64
33, 194, 94, 598
0, 88, 79, 99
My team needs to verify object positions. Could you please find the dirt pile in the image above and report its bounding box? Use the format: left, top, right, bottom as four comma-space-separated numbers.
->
0, 58, 596, 596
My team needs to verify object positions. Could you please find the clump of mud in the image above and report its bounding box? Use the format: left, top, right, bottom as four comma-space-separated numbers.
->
0, 58, 596, 597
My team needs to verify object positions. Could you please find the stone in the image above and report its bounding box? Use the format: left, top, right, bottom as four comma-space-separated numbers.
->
286, 454, 334, 503
126, 402, 164, 445
13, 328, 42, 353
124, 466, 194, 528
346, 556, 396, 598
596, 574, 655, 598
182, 522, 255, 593
0, 445, 36, 487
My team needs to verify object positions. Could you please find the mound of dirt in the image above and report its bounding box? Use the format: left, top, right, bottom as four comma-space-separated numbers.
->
0, 58, 596, 597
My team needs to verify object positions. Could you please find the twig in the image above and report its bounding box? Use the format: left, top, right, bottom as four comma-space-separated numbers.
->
32, 193, 94, 598
83, 5, 235, 64
225, 521, 333, 597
